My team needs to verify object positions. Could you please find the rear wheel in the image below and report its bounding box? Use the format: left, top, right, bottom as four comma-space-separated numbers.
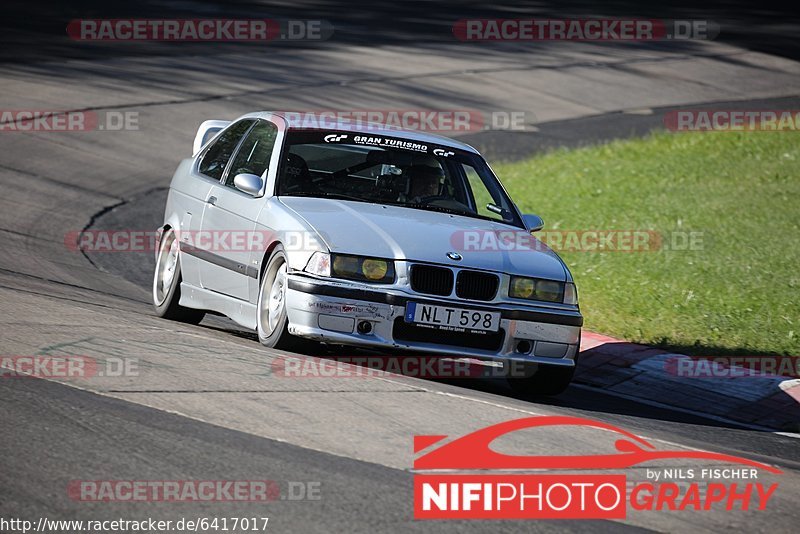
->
506, 362, 575, 396
152, 228, 205, 324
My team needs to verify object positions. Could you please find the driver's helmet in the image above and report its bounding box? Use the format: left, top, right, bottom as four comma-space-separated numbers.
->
283, 152, 313, 192
406, 164, 444, 200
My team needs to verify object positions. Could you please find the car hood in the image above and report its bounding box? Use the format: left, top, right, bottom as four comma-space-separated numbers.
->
279, 197, 567, 280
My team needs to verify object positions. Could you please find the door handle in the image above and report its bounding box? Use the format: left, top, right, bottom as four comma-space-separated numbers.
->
207, 196, 217, 206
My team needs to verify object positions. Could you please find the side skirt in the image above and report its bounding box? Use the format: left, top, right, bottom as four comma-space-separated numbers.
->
178, 282, 257, 330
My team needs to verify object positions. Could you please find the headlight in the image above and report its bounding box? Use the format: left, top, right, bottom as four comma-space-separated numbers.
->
333, 254, 394, 283
509, 276, 577, 304
509, 277, 535, 299
305, 252, 395, 284
332, 254, 359, 277
362, 258, 390, 280
536, 280, 561, 302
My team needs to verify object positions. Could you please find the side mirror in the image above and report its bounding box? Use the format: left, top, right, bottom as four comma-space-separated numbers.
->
233, 173, 264, 196
523, 214, 544, 233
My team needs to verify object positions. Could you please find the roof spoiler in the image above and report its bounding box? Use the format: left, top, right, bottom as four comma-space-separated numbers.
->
192, 120, 231, 155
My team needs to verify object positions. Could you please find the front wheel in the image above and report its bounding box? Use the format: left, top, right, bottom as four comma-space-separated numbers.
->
256, 245, 312, 351
152, 228, 205, 324
506, 363, 575, 396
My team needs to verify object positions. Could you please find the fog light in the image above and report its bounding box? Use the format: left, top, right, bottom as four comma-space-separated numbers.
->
357, 321, 373, 335
515, 339, 533, 354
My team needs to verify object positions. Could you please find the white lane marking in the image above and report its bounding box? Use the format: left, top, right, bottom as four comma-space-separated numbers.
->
363, 379, 787, 454
572, 383, 800, 440
623, 108, 653, 115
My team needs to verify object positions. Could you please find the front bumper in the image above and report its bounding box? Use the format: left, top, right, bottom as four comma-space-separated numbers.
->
284, 276, 582, 367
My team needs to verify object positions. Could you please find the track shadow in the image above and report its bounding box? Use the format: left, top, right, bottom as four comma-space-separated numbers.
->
2, 0, 799, 63
287, 339, 800, 434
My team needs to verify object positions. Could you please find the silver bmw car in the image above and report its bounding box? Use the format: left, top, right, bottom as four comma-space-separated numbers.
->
154, 112, 582, 394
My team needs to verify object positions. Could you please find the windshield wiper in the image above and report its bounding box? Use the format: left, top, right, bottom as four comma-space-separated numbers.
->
285, 191, 367, 202
384, 200, 516, 225
385, 201, 473, 218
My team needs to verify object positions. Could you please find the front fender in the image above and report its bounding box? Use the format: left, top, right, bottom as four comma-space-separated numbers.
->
256, 197, 329, 274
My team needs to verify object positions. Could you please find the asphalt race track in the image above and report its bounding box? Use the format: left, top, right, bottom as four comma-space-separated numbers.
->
1, 1, 800, 532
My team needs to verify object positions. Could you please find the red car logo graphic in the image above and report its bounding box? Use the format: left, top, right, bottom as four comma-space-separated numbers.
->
414, 415, 782, 474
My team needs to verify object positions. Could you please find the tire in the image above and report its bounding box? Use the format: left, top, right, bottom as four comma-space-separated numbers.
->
152, 228, 205, 324
506, 362, 575, 396
256, 245, 313, 351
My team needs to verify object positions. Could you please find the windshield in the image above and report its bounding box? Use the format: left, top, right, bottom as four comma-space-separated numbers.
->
276, 130, 523, 227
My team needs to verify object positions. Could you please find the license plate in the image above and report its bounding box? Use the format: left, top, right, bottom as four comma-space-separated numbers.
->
404, 302, 501, 332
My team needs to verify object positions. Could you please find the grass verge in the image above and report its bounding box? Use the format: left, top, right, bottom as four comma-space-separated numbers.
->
494, 131, 799, 356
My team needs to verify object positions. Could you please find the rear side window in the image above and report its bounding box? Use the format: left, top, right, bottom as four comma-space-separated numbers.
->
225, 120, 279, 186
198, 120, 254, 181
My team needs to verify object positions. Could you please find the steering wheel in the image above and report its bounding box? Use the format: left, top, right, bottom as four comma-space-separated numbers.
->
412, 195, 449, 205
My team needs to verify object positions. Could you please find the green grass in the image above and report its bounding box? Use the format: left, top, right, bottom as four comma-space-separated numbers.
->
494, 131, 800, 356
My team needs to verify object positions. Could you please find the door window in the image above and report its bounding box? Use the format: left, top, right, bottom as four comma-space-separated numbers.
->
198, 120, 254, 181
224, 120, 279, 187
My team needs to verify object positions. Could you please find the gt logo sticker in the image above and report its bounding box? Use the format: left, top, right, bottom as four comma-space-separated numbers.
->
433, 148, 455, 157
324, 134, 348, 142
